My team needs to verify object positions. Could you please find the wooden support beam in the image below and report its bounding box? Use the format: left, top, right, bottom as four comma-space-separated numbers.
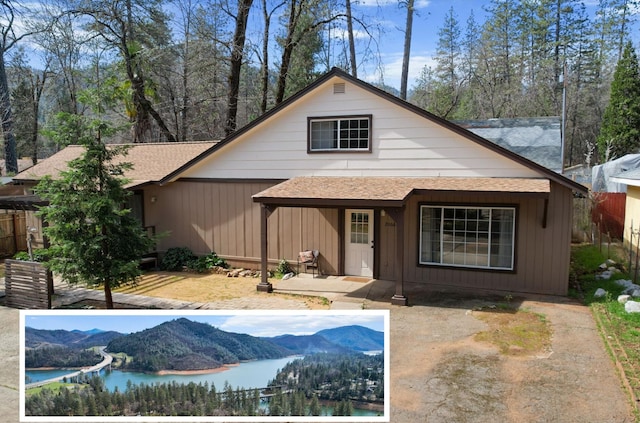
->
257, 204, 275, 292
386, 208, 408, 306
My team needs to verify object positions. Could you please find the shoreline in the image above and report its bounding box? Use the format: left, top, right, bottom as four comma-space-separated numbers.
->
26, 367, 82, 371
155, 363, 240, 376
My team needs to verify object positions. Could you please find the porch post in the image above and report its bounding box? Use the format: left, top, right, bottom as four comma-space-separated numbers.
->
387, 207, 408, 306
257, 204, 274, 292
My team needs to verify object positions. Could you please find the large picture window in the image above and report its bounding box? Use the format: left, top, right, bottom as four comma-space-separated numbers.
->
309, 115, 371, 152
419, 205, 515, 270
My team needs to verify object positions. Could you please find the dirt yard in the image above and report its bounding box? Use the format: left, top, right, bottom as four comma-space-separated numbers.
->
381, 290, 637, 422
115, 270, 331, 309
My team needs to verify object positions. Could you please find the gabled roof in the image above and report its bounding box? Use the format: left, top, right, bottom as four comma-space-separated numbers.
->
171, 67, 586, 195
13, 142, 217, 189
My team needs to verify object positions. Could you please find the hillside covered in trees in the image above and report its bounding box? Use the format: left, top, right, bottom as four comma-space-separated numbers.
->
26, 319, 385, 373
105, 318, 292, 372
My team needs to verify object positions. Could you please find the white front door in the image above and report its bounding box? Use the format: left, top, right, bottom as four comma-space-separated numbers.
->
345, 209, 374, 277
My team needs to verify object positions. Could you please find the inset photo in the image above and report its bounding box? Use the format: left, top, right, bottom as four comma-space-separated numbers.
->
20, 309, 389, 422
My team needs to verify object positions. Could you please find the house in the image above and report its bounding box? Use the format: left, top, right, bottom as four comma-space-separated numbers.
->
12, 68, 587, 304
12, 142, 217, 250
610, 168, 640, 248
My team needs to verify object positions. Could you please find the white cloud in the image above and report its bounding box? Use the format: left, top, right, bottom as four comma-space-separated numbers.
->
362, 51, 435, 89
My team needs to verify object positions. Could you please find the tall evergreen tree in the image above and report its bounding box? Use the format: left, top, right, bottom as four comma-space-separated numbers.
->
35, 109, 154, 308
596, 41, 640, 161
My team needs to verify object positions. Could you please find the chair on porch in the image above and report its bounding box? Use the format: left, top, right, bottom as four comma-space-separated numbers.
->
297, 250, 320, 278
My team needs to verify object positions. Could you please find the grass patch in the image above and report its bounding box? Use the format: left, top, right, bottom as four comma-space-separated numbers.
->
26, 381, 80, 397
572, 244, 640, 418
474, 308, 552, 356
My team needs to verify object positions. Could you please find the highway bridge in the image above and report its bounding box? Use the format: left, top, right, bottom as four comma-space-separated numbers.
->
25, 347, 113, 389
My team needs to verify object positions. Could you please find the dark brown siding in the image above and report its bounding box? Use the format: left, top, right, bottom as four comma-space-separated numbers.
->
144, 180, 340, 273
379, 182, 573, 295
146, 179, 572, 294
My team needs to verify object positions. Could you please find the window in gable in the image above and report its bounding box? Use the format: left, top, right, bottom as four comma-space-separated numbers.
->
308, 115, 372, 152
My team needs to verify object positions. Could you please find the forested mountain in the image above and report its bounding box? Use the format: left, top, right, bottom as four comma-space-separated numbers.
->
25, 346, 102, 369
266, 334, 351, 355
0, 0, 634, 175
25, 327, 124, 349
27, 320, 384, 373
105, 318, 292, 372
316, 325, 384, 352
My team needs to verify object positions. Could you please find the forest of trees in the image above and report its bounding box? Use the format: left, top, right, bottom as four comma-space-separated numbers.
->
25, 352, 384, 417
269, 352, 384, 404
25, 346, 102, 369
105, 318, 290, 372
0, 0, 637, 174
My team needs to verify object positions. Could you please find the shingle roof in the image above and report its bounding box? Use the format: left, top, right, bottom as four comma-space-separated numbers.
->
253, 176, 550, 207
13, 142, 217, 188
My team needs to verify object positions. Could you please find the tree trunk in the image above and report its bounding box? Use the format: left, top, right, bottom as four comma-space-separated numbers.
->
0, 56, 17, 173
346, 0, 357, 77
103, 280, 114, 309
400, 0, 415, 100
225, 0, 254, 136
275, 0, 298, 105
260, 0, 271, 114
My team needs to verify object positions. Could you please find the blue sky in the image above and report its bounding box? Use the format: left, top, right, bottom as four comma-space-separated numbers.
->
348, 0, 488, 89
21, 0, 619, 93
23, 310, 387, 338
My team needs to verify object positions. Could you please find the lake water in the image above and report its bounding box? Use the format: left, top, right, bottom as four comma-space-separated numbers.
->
26, 357, 382, 417
26, 356, 302, 391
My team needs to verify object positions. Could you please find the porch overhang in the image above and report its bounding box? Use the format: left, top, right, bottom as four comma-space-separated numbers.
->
0, 195, 48, 211
252, 176, 551, 208
252, 176, 552, 305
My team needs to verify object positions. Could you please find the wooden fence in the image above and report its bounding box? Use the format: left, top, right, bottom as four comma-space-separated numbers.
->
0, 210, 27, 257
4, 259, 51, 309
592, 192, 626, 240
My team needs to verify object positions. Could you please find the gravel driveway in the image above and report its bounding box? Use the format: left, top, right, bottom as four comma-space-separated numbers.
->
1, 283, 637, 422
377, 291, 637, 422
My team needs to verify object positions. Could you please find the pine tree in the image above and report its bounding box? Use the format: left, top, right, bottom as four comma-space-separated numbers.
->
596, 41, 640, 161
35, 111, 154, 308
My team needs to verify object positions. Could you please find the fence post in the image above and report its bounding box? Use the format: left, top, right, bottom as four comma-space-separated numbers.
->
635, 232, 640, 284
629, 228, 634, 274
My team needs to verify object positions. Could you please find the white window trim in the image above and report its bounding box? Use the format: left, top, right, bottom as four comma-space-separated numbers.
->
419, 205, 516, 271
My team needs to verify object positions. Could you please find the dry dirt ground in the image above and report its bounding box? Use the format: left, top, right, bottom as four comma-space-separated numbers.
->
380, 290, 637, 423
1, 273, 638, 422
114, 271, 331, 309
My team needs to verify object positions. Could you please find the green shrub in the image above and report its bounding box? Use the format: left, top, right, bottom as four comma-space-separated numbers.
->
274, 258, 294, 278
187, 252, 228, 273
161, 247, 196, 271
14, 249, 50, 263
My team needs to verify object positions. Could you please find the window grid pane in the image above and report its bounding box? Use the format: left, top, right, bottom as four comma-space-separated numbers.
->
420, 206, 514, 270
350, 212, 369, 244
310, 117, 370, 151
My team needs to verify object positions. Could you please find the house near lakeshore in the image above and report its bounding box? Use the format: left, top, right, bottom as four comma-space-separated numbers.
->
10, 68, 587, 304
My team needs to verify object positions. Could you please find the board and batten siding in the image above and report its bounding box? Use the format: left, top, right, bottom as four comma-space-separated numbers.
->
144, 180, 339, 273
378, 181, 573, 295
180, 76, 542, 181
